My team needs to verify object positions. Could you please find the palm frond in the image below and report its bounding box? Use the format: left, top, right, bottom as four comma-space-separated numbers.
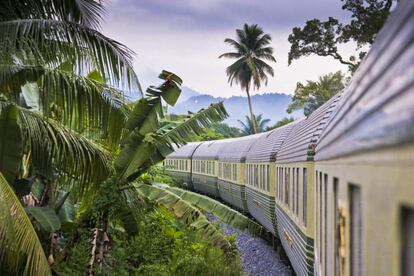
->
0, 172, 51, 276
218, 52, 242, 59
134, 183, 232, 251
0, 19, 139, 91
0, 0, 104, 29
0, 63, 128, 147
223, 38, 247, 54
0, 102, 113, 191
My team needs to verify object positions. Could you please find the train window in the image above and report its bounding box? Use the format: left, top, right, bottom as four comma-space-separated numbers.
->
255, 165, 258, 188
293, 168, 296, 213
324, 174, 328, 275
401, 206, 414, 276
333, 177, 339, 276
249, 164, 252, 186
281, 167, 284, 201
285, 168, 289, 206
262, 165, 265, 190
318, 172, 323, 265
296, 168, 299, 216
277, 168, 281, 199
303, 168, 307, 227
349, 184, 363, 276
266, 165, 269, 192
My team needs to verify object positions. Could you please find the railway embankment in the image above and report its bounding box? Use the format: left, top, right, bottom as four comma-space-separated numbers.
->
206, 213, 293, 276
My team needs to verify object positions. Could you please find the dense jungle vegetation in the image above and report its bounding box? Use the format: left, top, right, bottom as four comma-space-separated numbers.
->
0, 1, 255, 275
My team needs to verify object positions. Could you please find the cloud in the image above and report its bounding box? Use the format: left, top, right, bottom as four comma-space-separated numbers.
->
102, 0, 356, 97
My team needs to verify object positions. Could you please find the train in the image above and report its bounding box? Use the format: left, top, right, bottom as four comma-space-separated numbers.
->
164, 1, 414, 275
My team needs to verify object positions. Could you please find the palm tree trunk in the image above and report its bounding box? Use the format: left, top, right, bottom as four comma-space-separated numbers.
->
245, 87, 257, 134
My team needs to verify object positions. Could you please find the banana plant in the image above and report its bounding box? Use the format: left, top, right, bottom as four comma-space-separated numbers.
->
115, 70, 228, 182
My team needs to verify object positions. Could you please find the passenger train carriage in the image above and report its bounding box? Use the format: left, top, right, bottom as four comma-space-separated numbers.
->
164, 142, 200, 189
164, 1, 414, 275
244, 123, 296, 235
275, 93, 342, 275
191, 139, 232, 198
217, 133, 264, 212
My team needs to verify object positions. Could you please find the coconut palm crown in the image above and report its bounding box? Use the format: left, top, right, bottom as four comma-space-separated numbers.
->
219, 23, 276, 133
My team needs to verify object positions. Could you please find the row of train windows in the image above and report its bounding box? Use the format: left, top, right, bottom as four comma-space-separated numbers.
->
165, 159, 188, 171
218, 163, 237, 182
246, 164, 270, 192
277, 167, 307, 227
192, 160, 215, 175
315, 172, 361, 276
315, 172, 414, 276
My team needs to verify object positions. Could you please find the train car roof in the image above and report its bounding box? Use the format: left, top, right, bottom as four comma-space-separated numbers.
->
217, 132, 265, 162
192, 139, 234, 160
245, 122, 298, 163
276, 92, 342, 163
166, 142, 201, 159
315, 0, 414, 160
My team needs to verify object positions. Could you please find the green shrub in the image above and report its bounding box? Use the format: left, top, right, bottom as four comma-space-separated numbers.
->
55, 207, 242, 276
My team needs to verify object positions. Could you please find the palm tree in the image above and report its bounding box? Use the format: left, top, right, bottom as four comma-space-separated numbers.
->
219, 24, 276, 133
238, 114, 270, 135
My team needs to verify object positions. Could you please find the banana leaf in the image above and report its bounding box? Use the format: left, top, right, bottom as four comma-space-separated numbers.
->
156, 185, 263, 236
135, 183, 232, 251
0, 104, 22, 183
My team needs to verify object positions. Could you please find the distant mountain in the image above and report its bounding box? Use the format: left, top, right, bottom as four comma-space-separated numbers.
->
170, 92, 302, 127
178, 86, 201, 103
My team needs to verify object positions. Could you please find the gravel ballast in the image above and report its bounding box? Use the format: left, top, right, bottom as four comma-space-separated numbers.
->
205, 213, 293, 276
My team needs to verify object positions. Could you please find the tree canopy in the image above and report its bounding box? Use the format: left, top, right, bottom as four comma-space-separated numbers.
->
287, 71, 345, 116
266, 117, 295, 131
288, 0, 397, 72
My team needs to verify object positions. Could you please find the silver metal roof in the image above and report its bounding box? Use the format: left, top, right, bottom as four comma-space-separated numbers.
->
245, 122, 298, 163
218, 133, 265, 162
276, 93, 342, 163
192, 139, 235, 160
166, 142, 201, 159
316, 0, 414, 160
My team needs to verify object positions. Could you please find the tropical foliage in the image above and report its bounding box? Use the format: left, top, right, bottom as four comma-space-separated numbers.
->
55, 206, 241, 276
188, 122, 242, 141
266, 117, 295, 131
287, 71, 345, 116
0, 0, 235, 275
238, 114, 270, 135
288, 0, 397, 72
219, 24, 276, 133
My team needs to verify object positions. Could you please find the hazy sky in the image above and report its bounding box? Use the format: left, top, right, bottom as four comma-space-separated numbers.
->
102, 0, 356, 97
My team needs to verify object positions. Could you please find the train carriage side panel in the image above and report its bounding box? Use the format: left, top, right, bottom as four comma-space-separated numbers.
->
217, 133, 264, 212
244, 123, 297, 235
164, 142, 201, 189
275, 93, 342, 276
314, 1, 414, 275
192, 140, 231, 198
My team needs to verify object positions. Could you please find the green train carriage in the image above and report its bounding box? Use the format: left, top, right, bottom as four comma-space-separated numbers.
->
244, 123, 297, 235
314, 1, 414, 275
191, 140, 232, 198
164, 142, 201, 189
217, 134, 264, 212
275, 93, 342, 276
